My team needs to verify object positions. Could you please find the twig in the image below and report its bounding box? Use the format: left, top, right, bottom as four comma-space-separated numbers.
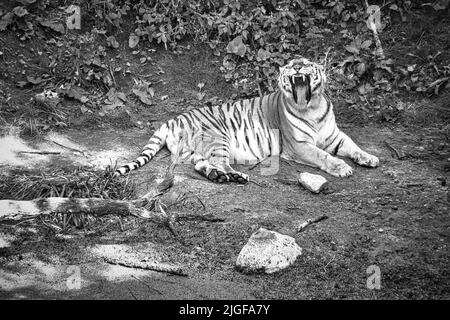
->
17, 151, 61, 155
323, 46, 332, 70
104, 256, 188, 277
248, 158, 265, 171
323, 254, 336, 272
384, 140, 406, 160
249, 180, 265, 188
281, 158, 295, 167
274, 178, 298, 185
176, 213, 225, 222
297, 215, 329, 232
109, 65, 117, 88
48, 139, 88, 157
126, 286, 139, 300
131, 275, 163, 295
165, 192, 206, 210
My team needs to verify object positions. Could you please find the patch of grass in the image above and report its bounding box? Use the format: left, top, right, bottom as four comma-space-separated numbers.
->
0, 166, 135, 201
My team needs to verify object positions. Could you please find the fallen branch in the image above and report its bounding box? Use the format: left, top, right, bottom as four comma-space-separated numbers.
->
0, 197, 168, 224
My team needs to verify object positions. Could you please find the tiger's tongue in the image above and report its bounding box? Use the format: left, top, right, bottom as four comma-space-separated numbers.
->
294, 85, 309, 107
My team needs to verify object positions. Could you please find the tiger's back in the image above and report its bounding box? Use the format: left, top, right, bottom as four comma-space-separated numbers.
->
164, 92, 282, 164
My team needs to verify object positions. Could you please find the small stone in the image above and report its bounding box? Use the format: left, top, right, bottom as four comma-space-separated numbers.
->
0, 232, 14, 248
378, 228, 384, 233
235, 228, 302, 274
298, 172, 328, 194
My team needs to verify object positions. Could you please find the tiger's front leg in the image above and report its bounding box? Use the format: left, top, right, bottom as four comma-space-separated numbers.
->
283, 142, 353, 177
328, 131, 379, 168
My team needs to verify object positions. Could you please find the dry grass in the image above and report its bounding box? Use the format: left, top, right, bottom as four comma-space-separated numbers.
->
0, 165, 135, 201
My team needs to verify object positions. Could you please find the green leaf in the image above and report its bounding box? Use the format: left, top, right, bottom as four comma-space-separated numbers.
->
361, 40, 373, 50
345, 44, 359, 55
129, 34, 140, 49
0, 12, 14, 31
106, 35, 119, 49
40, 20, 65, 34
12, 6, 28, 17
257, 48, 271, 61
226, 35, 246, 57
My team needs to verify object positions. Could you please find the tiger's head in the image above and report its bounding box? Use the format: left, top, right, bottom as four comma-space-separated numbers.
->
278, 58, 326, 110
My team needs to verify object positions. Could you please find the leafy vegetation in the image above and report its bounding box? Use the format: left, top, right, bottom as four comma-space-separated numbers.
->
0, 0, 449, 130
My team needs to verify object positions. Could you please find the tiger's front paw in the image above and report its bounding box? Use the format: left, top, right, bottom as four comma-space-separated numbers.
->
354, 152, 379, 168
326, 159, 353, 178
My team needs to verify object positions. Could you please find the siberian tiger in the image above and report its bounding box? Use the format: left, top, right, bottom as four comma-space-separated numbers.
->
115, 57, 379, 183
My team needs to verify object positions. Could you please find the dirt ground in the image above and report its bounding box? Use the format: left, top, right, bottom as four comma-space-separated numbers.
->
0, 37, 449, 299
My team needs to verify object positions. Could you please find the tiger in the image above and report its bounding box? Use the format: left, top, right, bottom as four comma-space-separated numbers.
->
114, 57, 379, 183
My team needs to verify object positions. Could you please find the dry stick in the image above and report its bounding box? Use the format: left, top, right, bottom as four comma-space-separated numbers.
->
274, 178, 298, 186
297, 215, 329, 233
17, 151, 61, 155
248, 157, 267, 171
322, 46, 332, 70
126, 286, 139, 300
323, 254, 336, 272
131, 275, 163, 295
48, 139, 88, 157
384, 140, 405, 160
248, 180, 265, 188
104, 256, 188, 277
109, 65, 117, 88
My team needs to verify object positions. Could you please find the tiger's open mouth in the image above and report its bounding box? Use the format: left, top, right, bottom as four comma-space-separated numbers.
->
289, 74, 311, 106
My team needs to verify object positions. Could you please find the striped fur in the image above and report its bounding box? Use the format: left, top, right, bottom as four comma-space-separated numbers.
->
115, 58, 379, 182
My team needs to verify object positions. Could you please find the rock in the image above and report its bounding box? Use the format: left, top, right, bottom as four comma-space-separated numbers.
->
0, 232, 14, 248
235, 228, 302, 274
34, 89, 61, 109
298, 172, 328, 193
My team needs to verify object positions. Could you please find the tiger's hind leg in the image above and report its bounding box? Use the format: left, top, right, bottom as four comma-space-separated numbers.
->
190, 153, 249, 184
220, 163, 249, 184
208, 145, 249, 184
191, 154, 229, 183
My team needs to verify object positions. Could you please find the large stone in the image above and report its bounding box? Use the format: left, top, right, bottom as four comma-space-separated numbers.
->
235, 228, 302, 274
298, 172, 328, 193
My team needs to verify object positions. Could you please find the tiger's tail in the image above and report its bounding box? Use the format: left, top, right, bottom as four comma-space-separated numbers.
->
114, 123, 169, 176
